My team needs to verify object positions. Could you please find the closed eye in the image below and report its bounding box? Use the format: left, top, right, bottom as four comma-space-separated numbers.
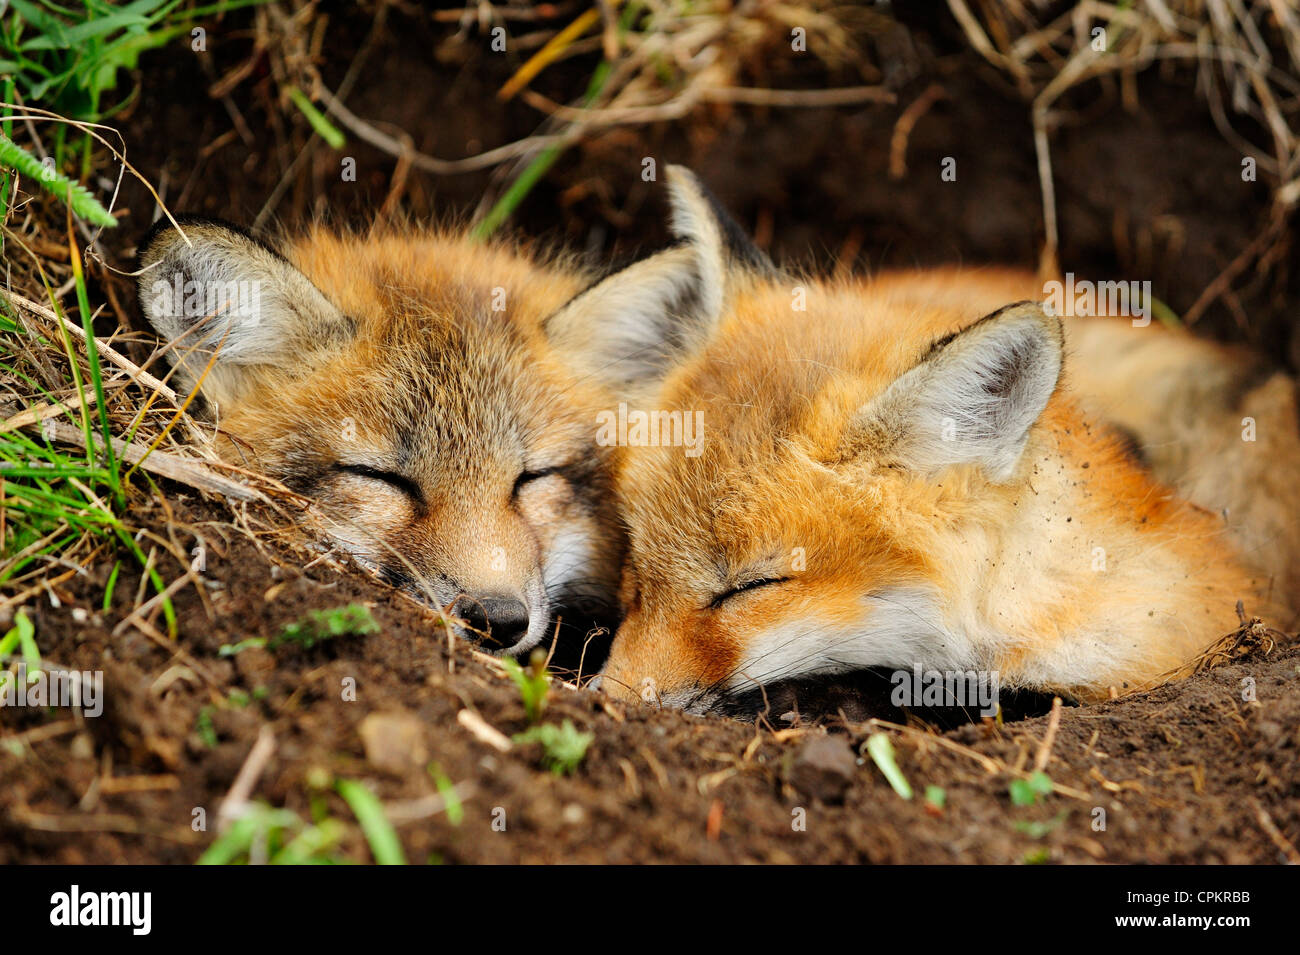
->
512, 466, 564, 497
708, 576, 790, 609
336, 463, 425, 505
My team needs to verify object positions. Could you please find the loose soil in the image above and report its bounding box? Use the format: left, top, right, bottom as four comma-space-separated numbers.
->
4, 504, 1297, 864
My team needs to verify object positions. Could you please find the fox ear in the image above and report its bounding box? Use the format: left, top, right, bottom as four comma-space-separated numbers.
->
846, 302, 1064, 481
136, 218, 354, 407
544, 166, 755, 395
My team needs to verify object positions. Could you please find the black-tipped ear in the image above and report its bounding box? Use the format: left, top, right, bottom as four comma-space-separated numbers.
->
544, 166, 763, 395
844, 302, 1064, 481
136, 218, 354, 407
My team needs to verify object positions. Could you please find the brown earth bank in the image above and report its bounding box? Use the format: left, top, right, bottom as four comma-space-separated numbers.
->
3, 2, 1299, 864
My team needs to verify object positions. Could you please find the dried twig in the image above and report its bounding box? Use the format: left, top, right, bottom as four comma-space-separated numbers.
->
27, 417, 266, 503
216, 725, 277, 833
1033, 697, 1064, 773
1249, 797, 1300, 864
456, 708, 514, 753
1, 288, 177, 403
384, 783, 479, 825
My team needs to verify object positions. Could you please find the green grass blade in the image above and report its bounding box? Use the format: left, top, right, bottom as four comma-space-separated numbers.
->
0, 132, 116, 227
336, 779, 406, 865
285, 87, 345, 149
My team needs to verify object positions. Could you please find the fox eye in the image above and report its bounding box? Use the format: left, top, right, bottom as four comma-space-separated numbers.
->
336, 463, 424, 504
512, 466, 564, 497
708, 576, 790, 609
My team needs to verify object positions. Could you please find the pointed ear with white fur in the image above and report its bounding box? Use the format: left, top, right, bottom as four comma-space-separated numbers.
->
845, 303, 1064, 481
136, 218, 355, 408
544, 166, 742, 395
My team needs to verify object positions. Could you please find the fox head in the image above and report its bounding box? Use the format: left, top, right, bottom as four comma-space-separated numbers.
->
592, 291, 1066, 712
135, 196, 730, 654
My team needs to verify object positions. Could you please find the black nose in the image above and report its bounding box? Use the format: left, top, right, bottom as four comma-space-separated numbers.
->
451, 595, 531, 648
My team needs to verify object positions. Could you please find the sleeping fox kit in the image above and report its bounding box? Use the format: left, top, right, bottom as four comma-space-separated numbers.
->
581, 169, 1297, 713
134, 189, 723, 654
137, 167, 1297, 715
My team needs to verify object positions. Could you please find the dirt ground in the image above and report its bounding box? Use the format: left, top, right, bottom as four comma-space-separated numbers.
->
3, 502, 1298, 865
2, 2, 1298, 864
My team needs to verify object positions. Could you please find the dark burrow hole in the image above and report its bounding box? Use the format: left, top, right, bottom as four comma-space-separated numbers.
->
538, 613, 616, 685
715, 670, 1067, 728
541, 625, 1064, 728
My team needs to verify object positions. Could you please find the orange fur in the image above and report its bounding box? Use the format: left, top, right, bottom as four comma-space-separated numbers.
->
599, 271, 1287, 710
137, 222, 623, 652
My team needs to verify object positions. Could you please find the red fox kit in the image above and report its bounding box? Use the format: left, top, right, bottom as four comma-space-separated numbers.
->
583, 168, 1294, 713
135, 215, 723, 653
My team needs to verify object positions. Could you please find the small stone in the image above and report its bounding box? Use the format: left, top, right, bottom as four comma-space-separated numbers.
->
789, 735, 858, 804
561, 803, 586, 826
359, 712, 428, 774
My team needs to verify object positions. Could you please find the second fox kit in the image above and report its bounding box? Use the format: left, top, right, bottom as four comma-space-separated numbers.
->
580, 168, 1296, 712
135, 214, 718, 652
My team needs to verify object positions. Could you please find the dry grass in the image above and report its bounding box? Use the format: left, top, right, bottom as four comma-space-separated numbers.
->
0, 113, 323, 636
299, 1, 898, 232
1190, 600, 1288, 672
947, 0, 1300, 279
